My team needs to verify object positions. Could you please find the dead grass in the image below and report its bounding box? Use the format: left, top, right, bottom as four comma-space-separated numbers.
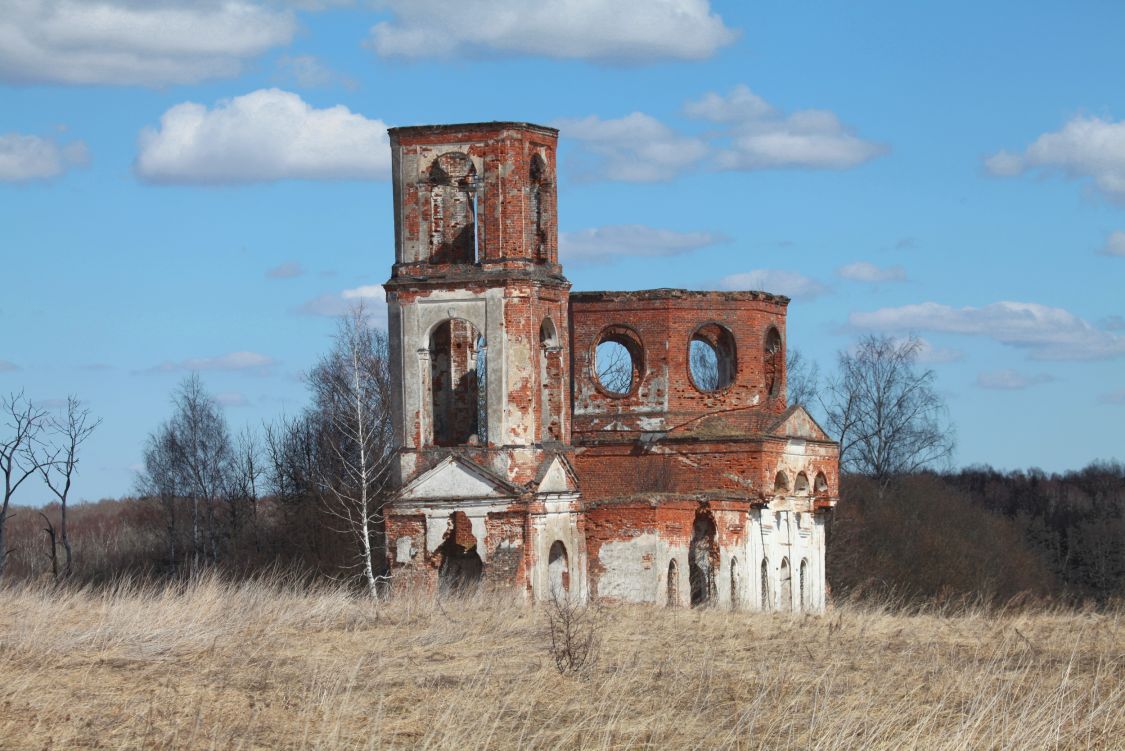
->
1, 575, 1122, 750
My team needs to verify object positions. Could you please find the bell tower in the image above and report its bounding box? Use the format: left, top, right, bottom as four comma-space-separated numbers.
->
384, 122, 572, 489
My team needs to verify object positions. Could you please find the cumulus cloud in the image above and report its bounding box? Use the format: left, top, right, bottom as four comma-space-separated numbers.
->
148, 351, 277, 375
719, 270, 829, 300
849, 301, 1125, 360
558, 85, 884, 181
976, 369, 1055, 390
687, 85, 886, 171
0, 0, 297, 86
367, 0, 737, 63
214, 391, 250, 407
276, 54, 355, 89
985, 116, 1125, 202
0, 133, 88, 182
559, 225, 725, 264
135, 89, 390, 184
0, 360, 20, 372
267, 261, 305, 279
836, 261, 907, 283
1101, 230, 1125, 257
1100, 315, 1125, 331
298, 284, 387, 326
553, 113, 708, 182
913, 338, 964, 364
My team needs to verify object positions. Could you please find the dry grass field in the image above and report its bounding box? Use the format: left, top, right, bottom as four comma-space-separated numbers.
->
1, 575, 1122, 750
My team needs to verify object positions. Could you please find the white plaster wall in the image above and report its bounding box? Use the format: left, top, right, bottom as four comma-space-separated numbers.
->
529, 494, 588, 603
595, 532, 689, 604
743, 505, 828, 613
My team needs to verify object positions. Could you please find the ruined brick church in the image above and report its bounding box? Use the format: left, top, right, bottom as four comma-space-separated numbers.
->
382, 122, 839, 611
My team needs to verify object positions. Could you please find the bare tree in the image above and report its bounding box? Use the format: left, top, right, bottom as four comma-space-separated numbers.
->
595, 341, 633, 394
309, 304, 395, 598
137, 421, 182, 572
35, 396, 101, 579
786, 348, 821, 409
823, 335, 955, 485
0, 392, 47, 580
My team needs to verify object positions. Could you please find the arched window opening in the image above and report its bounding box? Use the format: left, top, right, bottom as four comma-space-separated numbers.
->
529, 154, 549, 261
800, 559, 809, 611
780, 557, 793, 612
548, 541, 569, 598
429, 152, 479, 264
730, 557, 740, 609
593, 326, 644, 397
760, 558, 770, 610
794, 472, 810, 494
437, 511, 482, 594
689, 510, 718, 607
764, 327, 783, 398
814, 472, 829, 494
774, 471, 790, 493
666, 559, 679, 607
539, 316, 562, 441
429, 319, 485, 446
689, 323, 736, 392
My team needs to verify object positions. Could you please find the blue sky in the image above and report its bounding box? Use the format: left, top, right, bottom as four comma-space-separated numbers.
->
1, 0, 1123, 503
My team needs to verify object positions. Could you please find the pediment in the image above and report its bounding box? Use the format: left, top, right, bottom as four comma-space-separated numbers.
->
535, 454, 579, 493
768, 406, 832, 442
399, 456, 522, 501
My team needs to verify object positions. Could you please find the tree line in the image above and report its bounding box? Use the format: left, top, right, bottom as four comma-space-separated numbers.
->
2, 324, 1122, 605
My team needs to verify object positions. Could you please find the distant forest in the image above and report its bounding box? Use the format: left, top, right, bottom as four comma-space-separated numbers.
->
829, 463, 1125, 605
5, 463, 1124, 606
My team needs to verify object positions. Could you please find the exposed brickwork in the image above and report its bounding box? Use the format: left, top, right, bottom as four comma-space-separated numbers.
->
380, 122, 840, 611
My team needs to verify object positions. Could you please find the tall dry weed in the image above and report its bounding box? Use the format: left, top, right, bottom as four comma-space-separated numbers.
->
1, 574, 1122, 750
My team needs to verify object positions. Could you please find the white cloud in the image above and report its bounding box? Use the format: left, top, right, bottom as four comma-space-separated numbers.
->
214, 391, 250, 407
298, 284, 387, 326
687, 86, 886, 171
553, 113, 708, 182
976, 369, 1054, 390
1100, 389, 1125, 405
1101, 230, 1125, 257
719, 270, 829, 300
985, 116, 1125, 202
276, 54, 355, 89
850, 301, 1125, 360
914, 338, 964, 364
0, 360, 20, 372
0, 0, 297, 86
836, 261, 907, 283
559, 225, 725, 264
267, 261, 305, 279
135, 89, 390, 184
0, 133, 88, 182
367, 0, 737, 63
683, 84, 773, 122
149, 351, 277, 375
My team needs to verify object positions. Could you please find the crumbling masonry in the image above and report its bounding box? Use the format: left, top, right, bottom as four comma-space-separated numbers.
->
383, 122, 839, 611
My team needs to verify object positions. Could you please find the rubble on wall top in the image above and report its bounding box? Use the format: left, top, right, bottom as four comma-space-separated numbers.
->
388, 121, 559, 138
570, 288, 790, 306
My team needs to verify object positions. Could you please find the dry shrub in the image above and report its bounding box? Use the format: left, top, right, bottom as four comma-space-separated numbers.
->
544, 591, 601, 675
1, 574, 1123, 750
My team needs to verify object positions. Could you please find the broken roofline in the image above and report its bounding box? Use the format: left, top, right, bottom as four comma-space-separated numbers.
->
388, 121, 559, 139
570, 289, 791, 306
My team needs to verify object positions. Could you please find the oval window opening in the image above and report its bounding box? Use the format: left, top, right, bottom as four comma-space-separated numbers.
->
690, 339, 720, 391
595, 340, 634, 395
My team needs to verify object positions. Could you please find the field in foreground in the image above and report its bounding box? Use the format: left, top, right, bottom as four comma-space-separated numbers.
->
1, 577, 1122, 750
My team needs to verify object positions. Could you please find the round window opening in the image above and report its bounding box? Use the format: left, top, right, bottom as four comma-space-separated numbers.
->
689, 323, 736, 392
593, 327, 643, 397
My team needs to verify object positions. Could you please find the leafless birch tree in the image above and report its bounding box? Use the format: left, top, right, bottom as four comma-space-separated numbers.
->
35, 396, 101, 579
0, 392, 47, 581
309, 305, 395, 598
823, 335, 954, 485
